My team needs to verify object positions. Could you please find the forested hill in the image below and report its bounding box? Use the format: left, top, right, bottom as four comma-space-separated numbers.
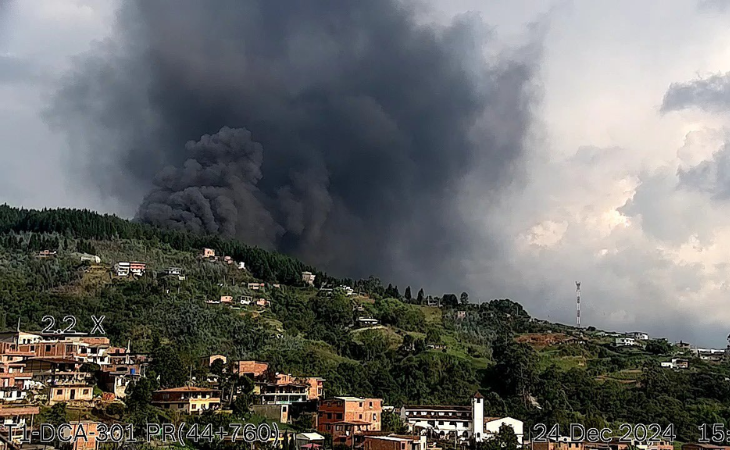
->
0, 204, 332, 286
1, 204, 730, 442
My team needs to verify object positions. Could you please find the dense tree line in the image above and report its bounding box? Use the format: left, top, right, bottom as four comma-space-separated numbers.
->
0, 205, 332, 287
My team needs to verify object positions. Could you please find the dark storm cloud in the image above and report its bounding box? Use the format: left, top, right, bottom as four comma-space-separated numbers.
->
47, 0, 541, 286
0, 0, 11, 40
0, 54, 44, 84
661, 72, 730, 113
678, 142, 730, 199
663, 72, 730, 199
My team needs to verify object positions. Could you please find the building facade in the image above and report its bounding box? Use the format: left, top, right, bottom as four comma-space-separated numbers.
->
317, 397, 382, 446
151, 387, 221, 414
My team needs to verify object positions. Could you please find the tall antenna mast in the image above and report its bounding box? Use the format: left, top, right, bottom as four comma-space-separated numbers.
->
575, 281, 581, 328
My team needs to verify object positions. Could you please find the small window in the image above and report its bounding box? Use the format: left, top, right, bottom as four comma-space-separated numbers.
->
83, 389, 89, 395
192, 404, 197, 410
373, 413, 377, 420
359, 414, 363, 420
57, 389, 62, 395
46, 345, 51, 352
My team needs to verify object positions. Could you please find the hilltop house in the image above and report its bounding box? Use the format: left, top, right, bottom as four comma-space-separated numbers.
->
114, 261, 146, 277
114, 262, 130, 277
661, 358, 688, 369
615, 337, 636, 347
302, 272, 316, 286
165, 267, 182, 276
129, 262, 146, 276
692, 348, 726, 362
356, 318, 379, 328
627, 332, 649, 340
79, 253, 100, 264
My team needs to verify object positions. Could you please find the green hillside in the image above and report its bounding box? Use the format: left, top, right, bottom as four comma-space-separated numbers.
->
1, 204, 729, 442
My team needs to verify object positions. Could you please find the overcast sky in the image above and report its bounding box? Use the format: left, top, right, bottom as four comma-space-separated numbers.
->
3, 0, 730, 346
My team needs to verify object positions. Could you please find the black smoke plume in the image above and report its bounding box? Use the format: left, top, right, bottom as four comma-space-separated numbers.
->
48, 0, 541, 289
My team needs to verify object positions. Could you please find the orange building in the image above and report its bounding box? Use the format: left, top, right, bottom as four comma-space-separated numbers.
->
0, 406, 39, 443
533, 440, 674, 450
0, 342, 35, 365
129, 262, 146, 276
681, 444, 730, 450
59, 421, 100, 450
49, 384, 94, 404
305, 377, 325, 400
235, 361, 269, 378
362, 435, 426, 450
34, 341, 81, 359
317, 397, 382, 446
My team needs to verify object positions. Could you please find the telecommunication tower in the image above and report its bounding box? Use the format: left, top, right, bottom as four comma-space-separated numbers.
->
576, 281, 581, 328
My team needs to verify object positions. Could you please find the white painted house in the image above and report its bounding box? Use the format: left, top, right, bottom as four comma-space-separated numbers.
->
400, 392, 523, 443
660, 358, 688, 369
114, 262, 130, 277
627, 332, 649, 340
615, 337, 636, 347
484, 417, 524, 444
302, 271, 316, 286
79, 253, 101, 264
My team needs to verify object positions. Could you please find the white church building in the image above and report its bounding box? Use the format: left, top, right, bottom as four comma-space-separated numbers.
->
399, 392, 523, 443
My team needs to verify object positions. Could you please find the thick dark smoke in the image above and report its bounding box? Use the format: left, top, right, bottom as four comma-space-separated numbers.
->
48, 0, 541, 289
